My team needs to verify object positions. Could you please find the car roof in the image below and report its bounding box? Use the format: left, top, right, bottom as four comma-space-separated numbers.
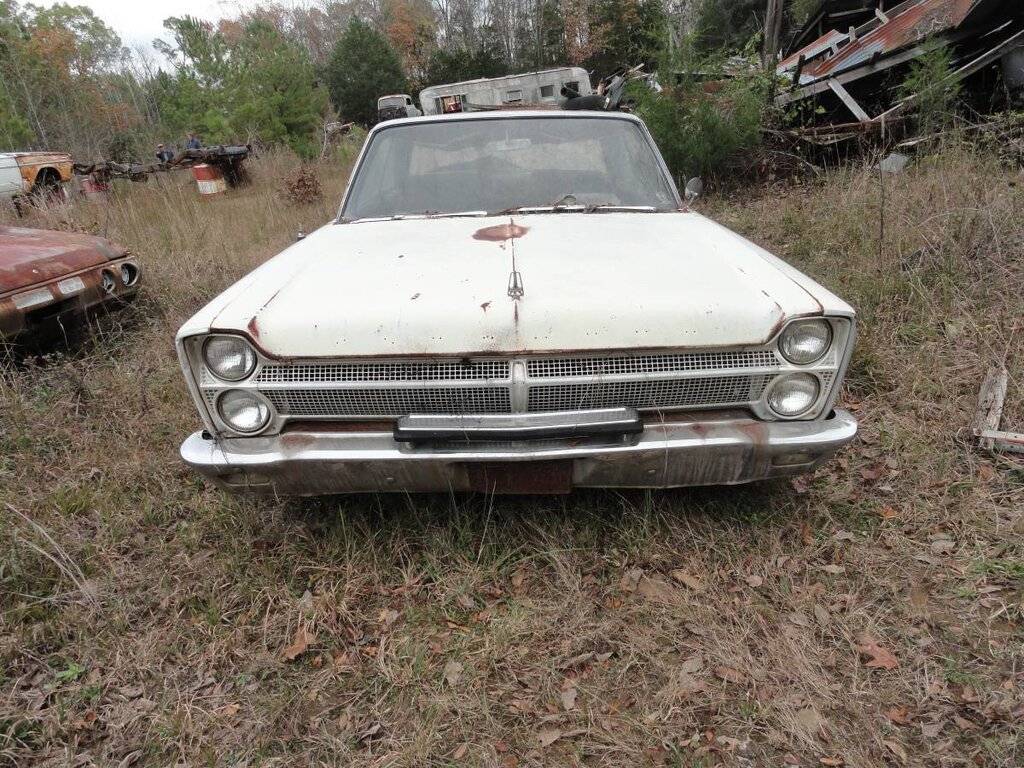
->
371, 110, 643, 131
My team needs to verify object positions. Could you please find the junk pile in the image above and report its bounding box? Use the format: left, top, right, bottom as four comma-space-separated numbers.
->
73, 145, 251, 195
776, 0, 1024, 143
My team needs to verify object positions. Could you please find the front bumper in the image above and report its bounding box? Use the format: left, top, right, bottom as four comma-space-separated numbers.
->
180, 409, 857, 495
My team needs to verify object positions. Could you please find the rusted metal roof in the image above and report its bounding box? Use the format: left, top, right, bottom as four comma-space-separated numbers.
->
780, 0, 983, 84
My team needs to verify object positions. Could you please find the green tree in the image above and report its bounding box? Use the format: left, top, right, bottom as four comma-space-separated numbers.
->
586, 0, 666, 75
154, 16, 326, 155
325, 18, 407, 126
898, 41, 960, 135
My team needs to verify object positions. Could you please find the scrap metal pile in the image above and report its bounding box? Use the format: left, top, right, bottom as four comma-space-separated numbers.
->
776, 0, 1024, 143
73, 145, 251, 187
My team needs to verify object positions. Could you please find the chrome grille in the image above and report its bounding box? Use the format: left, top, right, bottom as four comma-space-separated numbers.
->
197, 348, 837, 421
262, 387, 511, 416
258, 360, 510, 383
527, 375, 771, 412
527, 351, 778, 378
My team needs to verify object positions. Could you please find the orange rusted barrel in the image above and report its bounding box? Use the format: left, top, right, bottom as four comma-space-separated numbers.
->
192, 163, 227, 196
80, 177, 110, 200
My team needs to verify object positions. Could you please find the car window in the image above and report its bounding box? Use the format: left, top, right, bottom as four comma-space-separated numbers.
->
342, 117, 677, 219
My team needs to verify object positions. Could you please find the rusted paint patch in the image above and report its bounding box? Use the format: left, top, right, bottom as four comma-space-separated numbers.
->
247, 316, 260, 339
472, 222, 529, 241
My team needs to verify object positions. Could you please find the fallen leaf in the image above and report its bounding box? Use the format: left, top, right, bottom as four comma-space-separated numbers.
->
783, 753, 801, 766
620, 568, 643, 592
443, 660, 464, 686
378, 608, 399, 626
358, 722, 383, 743
714, 666, 744, 684
877, 505, 898, 520
883, 740, 907, 764
297, 589, 314, 614
680, 655, 704, 675
558, 651, 594, 670
819, 757, 845, 766
216, 703, 240, 718
919, 720, 943, 738
670, 570, 704, 592
560, 686, 577, 711
789, 611, 811, 628
795, 706, 824, 734
813, 604, 831, 625
930, 538, 954, 555
856, 634, 898, 670
498, 757, 518, 768
819, 564, 845, 575
745, 575, 764, 588
538, 728, 562, 747
453, 743, 468, 760
801, 521, 814, 546
494, 740, 510, 753
637, 576, 680, 605
511, 568, 528, 591
886, 706, 912, 725
953, 714, 977, 731
281, 625, 313, 662
456, 593, 476, 610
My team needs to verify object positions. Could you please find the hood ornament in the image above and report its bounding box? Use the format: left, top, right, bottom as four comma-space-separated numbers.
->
507, 269, 524, 299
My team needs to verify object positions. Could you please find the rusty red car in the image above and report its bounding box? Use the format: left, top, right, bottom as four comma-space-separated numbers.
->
0, 225, 140, 346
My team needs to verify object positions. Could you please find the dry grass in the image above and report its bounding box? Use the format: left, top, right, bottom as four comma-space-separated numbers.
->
1, 143, 1022, 768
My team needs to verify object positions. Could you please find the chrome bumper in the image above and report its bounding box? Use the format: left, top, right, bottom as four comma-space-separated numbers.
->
180, 410, 857, 495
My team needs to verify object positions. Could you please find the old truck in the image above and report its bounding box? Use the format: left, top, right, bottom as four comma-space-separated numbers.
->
1, 226, 141, 346
176, 111, 857, 496
377, 95, 422, 122
0, 151, 74, 203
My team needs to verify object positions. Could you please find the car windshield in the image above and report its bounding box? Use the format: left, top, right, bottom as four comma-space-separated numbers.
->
340, 116, 678, 220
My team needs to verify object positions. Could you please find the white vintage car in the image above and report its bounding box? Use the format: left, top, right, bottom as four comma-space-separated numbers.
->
177, 111, 857, 495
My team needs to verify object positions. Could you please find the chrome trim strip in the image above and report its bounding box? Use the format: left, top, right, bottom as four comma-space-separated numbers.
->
395, 407, 642, 442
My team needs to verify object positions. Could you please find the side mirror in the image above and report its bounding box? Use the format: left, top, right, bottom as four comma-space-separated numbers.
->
684, 177, 704, 203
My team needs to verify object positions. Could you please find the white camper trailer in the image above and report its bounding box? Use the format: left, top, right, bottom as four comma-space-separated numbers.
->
419, 67, 592, 115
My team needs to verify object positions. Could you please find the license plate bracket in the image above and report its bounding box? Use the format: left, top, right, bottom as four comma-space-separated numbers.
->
464, 461, 573, 494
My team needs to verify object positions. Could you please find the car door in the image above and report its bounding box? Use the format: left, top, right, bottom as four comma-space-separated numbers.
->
0, 154, 26, 199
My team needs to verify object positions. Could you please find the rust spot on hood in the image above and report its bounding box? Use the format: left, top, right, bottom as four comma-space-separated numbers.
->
473, 223, 529, 241
247, 316, 260, 339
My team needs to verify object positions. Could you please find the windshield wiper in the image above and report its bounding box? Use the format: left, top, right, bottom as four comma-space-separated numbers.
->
491, 204, 659, 216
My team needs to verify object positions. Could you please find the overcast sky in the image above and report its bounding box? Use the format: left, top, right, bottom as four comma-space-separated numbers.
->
32, 0, 263, 55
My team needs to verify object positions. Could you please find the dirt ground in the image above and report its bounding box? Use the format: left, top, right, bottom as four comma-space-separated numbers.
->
1, 145, 1022, 767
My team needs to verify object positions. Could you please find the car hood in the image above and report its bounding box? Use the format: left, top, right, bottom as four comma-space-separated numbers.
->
201, 212, 843, 358
0, 226, 128, 294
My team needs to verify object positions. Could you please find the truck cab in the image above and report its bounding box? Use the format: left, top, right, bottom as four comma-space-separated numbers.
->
377, 95, 421, 123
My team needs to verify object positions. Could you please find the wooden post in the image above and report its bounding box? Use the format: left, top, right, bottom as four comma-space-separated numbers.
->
764, 0, 784, 65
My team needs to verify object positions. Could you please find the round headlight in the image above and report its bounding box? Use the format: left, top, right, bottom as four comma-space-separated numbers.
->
203, 335, 257, 381
768, 373, 821, 417
779, 320, 832, 365
120, 262, 139, 286
217, 389, 271, 433
100, 269, 116, 293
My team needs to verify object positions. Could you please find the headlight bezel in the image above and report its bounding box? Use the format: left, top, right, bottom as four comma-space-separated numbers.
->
216, 388, 273, 434
778, 318, 833, 366
766, 372, 822, 418
202, 334, 258, 382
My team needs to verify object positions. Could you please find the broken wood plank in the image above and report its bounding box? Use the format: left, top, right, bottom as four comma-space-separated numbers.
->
828, 78, 871, 122
973, 366, 1008, 450
977, 430, 1024, 455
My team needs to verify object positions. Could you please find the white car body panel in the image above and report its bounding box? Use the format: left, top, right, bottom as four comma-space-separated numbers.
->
184, 211, 850, 358
0, 154, 25, 199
